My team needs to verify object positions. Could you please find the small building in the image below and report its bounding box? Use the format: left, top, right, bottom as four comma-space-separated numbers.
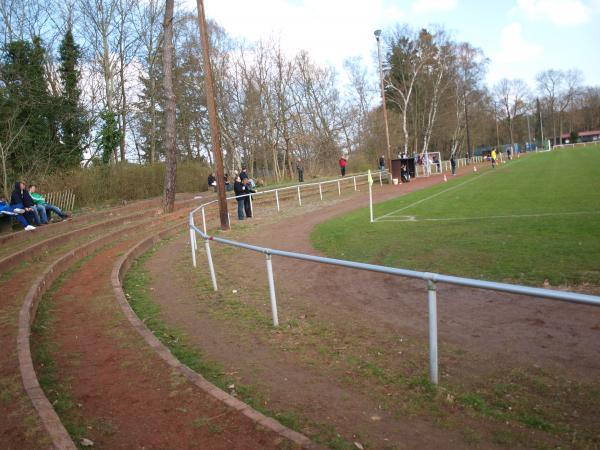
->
555, 129, 600, 145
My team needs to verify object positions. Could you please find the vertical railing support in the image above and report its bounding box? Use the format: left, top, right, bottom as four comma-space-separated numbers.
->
205, 238, 218, 291
189, 227, 197, 268
249, 194, 254, 217
427, 279, 439, 385
319, 183, 323, 200
297, 186, 302, 206
275, 190, 280, 212
265, 252, 279, 326
337, 180, 341, 196
379, 171, 382, 186
353, 176, 357, 191
201, 208, 207, 234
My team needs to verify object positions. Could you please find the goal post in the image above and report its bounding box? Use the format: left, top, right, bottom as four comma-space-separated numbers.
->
415, 151, 443, 177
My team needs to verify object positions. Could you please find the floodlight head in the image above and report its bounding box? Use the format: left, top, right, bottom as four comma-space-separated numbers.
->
374, 29, 382, 40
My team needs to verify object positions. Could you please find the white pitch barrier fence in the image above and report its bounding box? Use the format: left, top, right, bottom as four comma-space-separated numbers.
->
195, 170, 389, 232
551, 141, 599, 150
188, 169, 600, 386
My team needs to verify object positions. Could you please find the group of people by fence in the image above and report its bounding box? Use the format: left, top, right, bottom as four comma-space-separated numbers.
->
0, 181, 71, 231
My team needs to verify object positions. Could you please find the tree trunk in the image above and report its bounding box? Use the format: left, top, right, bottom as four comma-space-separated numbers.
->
162, 0, 177, 213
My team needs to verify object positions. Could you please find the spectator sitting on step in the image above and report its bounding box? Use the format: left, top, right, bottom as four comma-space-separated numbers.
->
0, 198, 34, 231
10, 181, 41, 226
28, 185, 71, 222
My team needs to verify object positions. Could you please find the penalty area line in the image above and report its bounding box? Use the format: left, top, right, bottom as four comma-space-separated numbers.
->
374, 210, 600, 223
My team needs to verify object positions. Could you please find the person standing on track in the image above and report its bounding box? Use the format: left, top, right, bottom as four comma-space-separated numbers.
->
379, 155, 385, 172
242, 178, 255, 218
233, 176, 245, 220
296, 158, 304, 182
451, 155, 457, 176
491, 148, 497, 168
339, 155, 347, 177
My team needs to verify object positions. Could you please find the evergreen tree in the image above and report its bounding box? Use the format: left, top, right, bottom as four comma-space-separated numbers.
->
98, 110, 121, 164
58, 26, 87, 168
0, 37, 61, 175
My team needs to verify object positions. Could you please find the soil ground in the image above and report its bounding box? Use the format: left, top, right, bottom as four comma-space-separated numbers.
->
1, 196, 293, 449
142, 168, 600, 449
32, 231, 286, 449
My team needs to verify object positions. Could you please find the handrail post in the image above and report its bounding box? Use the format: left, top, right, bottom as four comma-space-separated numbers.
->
379, 171, 382, 186
297, 186, 302, 206
189, 227, 197, 268
275, 190, 280, 212
201, 208, 207, 234
205, 238, 218, 291
427, 279, 439, 385
265, 252, 279, 326
337, 180, 341, 196
353, 176, 357, 191
319, 183, 323, 200
249, 194, 254, 217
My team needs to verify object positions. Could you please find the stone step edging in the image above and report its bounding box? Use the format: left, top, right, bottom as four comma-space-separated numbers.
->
111, 229, 321, 450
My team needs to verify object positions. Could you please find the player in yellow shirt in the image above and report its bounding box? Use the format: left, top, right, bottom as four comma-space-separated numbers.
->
491, 149, 497, 168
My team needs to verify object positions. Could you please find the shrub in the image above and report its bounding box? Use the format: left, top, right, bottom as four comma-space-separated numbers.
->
34, 161, 210, 209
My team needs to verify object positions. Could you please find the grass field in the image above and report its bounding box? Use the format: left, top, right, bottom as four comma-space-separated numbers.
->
312, 146, 600, 287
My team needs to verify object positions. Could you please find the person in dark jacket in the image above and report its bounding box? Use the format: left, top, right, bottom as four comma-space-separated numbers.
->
242, 178, 255, 218
240, 167, 249, 181
233, 176, 245, 220
296, 158, 304, 182
379, 155, 385, 172
224, 174, 232, 191
450, 156, 457, 175
10, 181, 40, 225
207, 173, 216, 192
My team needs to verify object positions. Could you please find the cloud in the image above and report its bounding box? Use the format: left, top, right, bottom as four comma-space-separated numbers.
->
411, 0, 458, 14
495, 22, 543, 65
195, 0, 406, 81
515, 0, 591, 25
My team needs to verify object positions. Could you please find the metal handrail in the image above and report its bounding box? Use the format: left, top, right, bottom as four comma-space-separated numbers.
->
188, 166, 600, 385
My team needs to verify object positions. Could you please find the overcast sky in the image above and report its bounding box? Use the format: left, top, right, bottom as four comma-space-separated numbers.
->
198, 0, 600, 91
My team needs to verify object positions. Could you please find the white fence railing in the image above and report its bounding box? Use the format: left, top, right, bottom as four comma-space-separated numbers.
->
552, 141, 599, 150
187, 167, 600, 385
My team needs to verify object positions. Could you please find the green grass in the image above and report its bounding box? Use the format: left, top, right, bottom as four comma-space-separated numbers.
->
312, 147, 600, 287
123, 242, 356, 450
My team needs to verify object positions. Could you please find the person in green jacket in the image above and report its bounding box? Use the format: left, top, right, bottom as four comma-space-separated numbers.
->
28, 185, 71, 223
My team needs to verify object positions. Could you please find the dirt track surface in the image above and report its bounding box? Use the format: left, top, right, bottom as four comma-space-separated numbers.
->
144, 168, 600, 449
0, 192, 295, 449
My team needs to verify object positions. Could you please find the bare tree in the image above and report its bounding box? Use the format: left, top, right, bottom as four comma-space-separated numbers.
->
494, 78, 530, 150
557, 69, 583, 143
385, 26, 427, 155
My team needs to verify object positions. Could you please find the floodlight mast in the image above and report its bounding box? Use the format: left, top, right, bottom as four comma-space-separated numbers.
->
375, 29, 392, 174
196, 0, 229, 230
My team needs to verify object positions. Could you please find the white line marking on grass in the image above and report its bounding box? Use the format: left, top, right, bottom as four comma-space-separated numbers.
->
375, 171, 490, 221
375, 210, 600, 223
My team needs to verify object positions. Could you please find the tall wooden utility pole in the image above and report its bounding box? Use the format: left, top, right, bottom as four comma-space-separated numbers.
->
374, 30, 392, 172
162, 0, 177, 213
196, 0, 229, 230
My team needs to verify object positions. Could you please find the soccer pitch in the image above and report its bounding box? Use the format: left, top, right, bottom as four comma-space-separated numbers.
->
312, 146, 600, 287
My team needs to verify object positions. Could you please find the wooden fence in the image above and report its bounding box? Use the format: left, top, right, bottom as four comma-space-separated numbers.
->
45, 189, 75, 212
